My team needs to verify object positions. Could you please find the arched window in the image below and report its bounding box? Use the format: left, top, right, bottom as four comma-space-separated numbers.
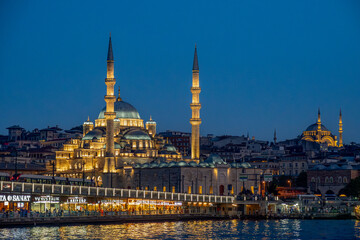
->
311, 177, 315, 182
338, 176, 342, 183
330, 177, 333, 183
317, 177, 321, 183
325, 177, 329, 183
343, 177, 348, 183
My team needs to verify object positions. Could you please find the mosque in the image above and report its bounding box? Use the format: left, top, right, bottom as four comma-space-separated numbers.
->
301, 108, 343, 148
54, 36, 266, 195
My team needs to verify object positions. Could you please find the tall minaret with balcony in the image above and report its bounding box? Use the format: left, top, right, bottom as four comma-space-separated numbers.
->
103, 34, 116, 173
190, 45, 201, 160
339, 109, 343, 147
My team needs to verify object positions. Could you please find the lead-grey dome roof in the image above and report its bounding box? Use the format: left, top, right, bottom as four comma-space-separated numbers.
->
306, 123, 328, 131
98, 100, 140, 119
82, 128, 106, 140
124, 129, 151, 140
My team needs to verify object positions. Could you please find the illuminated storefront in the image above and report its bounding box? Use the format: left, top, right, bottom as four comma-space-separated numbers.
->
0, 194, 31, 212
31, 195, 60, 213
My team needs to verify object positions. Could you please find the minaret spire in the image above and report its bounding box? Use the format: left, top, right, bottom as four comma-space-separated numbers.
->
190, 45, 201, 160
339, 108, 343, 147
274, 129, 277, 144
117, 86, 122, 101
103, 34, 116, 177
107, 33, 114, 61
317, 108, 321, 131
193, 44, 199, 71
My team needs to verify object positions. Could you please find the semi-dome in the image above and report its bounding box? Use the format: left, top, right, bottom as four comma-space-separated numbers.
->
103, 142, 122, 149
205, 154, 227, 165
98, 100, 140, 119
306, 123, 328, 131
177, 161, 189, 167
159, 162, 168, 168
188, 161, 198, 167
312, 164, 327, 170
341, 165, 353, 170
82, 128, 106, 140
162, 144, 177, 153
124, 129, 151, 140
240, 162, 251, 168
167, 161, 177, 167
328, 164, 341, 170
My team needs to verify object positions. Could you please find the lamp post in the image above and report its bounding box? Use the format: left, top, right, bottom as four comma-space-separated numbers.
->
82, 160, 85, 185
50, 160, 56, 184
204, 176, 207, 195
287, 180, 292, 188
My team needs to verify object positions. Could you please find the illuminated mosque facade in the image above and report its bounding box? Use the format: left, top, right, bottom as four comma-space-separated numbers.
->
54, 36, 267, 195
301, 108, 343, 148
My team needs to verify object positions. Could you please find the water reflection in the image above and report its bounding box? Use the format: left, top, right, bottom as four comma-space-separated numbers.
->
0, 219, 357, 240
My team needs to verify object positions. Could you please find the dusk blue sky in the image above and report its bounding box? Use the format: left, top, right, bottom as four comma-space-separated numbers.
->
1, 1, 360, 143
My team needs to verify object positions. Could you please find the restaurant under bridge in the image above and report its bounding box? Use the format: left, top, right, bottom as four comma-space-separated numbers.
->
0, 180, 239, 225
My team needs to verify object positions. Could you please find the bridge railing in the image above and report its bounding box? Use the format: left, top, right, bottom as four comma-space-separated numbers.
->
0, 181, 234, 204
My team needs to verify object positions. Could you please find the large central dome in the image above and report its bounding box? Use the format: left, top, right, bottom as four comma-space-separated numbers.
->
98, 100, 140, 119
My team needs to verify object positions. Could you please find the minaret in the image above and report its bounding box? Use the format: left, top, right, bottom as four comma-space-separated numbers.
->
146, 116, 157, 138
317, 108, 322, 142
273, 129, 277, 144
83, 116, 94, 136
190, 45, 201, 160
103, 34, 116, 173
339, 109, 343, 147
317, 108, 321, 130
117, 86, 122, 102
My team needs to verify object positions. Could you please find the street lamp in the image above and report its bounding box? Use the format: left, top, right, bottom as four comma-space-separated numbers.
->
287, 180, 292, 188
50, 159, 56, 184
82, 160, 86, 185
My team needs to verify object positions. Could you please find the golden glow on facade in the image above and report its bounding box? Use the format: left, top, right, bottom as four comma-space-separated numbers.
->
301, 109, 343, 148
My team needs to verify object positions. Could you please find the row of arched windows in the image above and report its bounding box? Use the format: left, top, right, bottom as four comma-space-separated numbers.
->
311, 176, 348, 184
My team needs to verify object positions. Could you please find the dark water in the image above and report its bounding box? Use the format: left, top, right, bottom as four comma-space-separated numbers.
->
0, 219, 358, 240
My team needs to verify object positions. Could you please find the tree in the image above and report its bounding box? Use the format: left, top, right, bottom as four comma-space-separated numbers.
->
340, 176, 360, 197
295, 172, 307, 188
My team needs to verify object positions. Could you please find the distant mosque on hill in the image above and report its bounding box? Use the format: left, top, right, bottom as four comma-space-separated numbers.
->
301, 108, 343, 148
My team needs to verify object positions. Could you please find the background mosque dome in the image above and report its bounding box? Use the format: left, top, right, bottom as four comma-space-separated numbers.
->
305, 123, 328, 131
98, 100, 140, 119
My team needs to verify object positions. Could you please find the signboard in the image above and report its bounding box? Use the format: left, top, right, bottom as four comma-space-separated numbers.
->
33, 195, 60, 204
239, 175, 248, 182
264, 175, 273, 182
67, 197, 87, 204
0, 194, 31, 202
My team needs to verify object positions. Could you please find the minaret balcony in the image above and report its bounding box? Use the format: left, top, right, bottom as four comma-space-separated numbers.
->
190, 103, 201, 110
105, 78, 116, 83
190, 118, 202, 125
104, 95, 116, 102
104, 112, 116, 119
191, 87, 201, 94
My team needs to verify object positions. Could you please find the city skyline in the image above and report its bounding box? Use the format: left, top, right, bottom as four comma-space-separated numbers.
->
1, 1, 360, 143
